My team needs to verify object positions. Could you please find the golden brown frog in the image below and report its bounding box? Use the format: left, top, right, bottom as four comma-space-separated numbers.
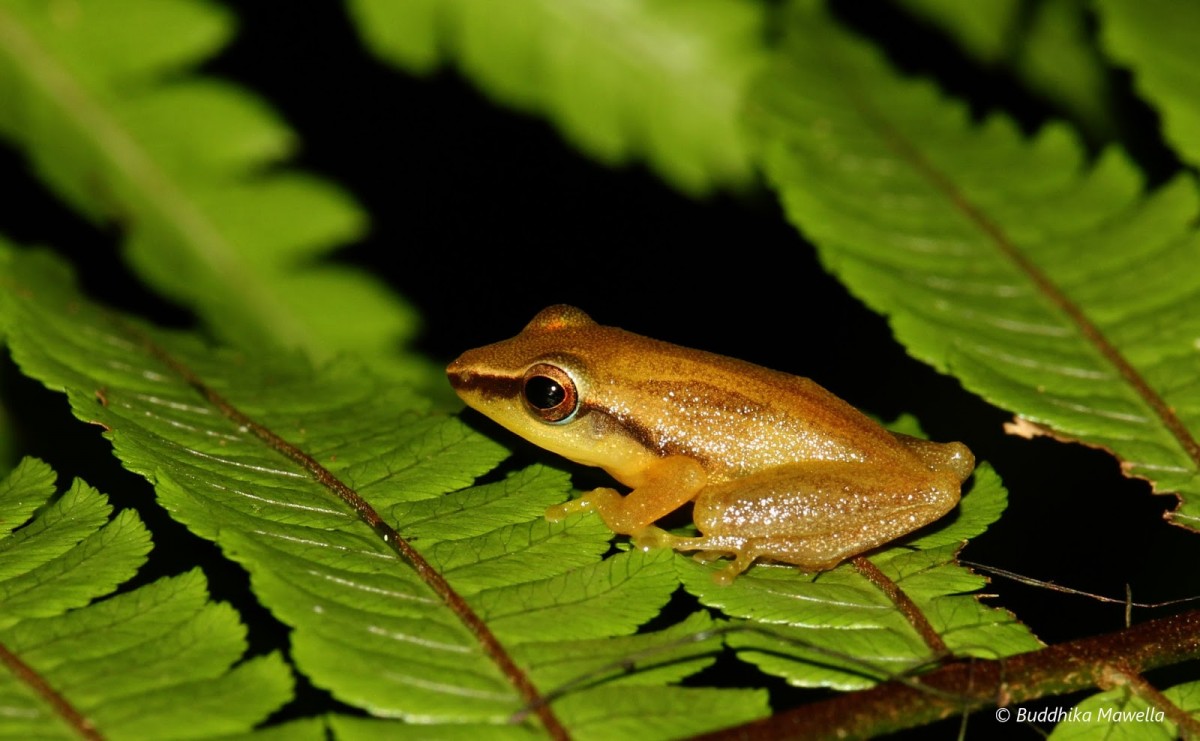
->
447, 305, 974, 582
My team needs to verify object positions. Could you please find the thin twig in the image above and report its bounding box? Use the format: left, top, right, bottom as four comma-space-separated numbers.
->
961, 560, 1200, 609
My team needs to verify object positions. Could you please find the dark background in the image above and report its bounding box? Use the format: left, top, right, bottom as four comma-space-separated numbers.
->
1, 2, 1195, 738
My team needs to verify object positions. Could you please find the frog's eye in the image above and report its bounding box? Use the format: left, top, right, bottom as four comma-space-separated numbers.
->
522, 364, 579, 423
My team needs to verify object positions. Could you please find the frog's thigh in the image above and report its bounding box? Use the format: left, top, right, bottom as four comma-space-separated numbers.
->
689, 463, 961, 571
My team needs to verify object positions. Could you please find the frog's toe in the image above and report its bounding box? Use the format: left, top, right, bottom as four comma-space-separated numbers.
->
543, 501, 577, 522
710, 551, 757, 585
544, 488, 621, 521
630, 525, 677, 552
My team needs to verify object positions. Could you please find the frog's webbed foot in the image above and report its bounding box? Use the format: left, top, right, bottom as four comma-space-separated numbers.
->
545, 487, 623, 522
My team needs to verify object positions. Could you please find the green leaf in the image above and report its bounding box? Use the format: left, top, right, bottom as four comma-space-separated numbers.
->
513, 610, 722, 688
1, 247, 767, 736
326, 609, 769, 739
0, 0, 429, 386
676, 464, 1039, 689
1096, 0, 1200, 167
751, 0, 1200, 527
898, 0, 1115, 139
514, 611, 768, 740
348, 0, 767, 195
903, 463, 1007, 550
553, 685, 765, 741
897, 0, 1021, 63
1047, 680, 1200, 739
0, 456, 56, 538
0, 460, 150, 628
0, 457, 292, 739
217, 718, 328, 741
328, 715, 538, 741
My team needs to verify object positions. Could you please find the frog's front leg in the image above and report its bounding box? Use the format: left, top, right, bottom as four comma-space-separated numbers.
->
545, 455, 707, 534
637, 462, 962, 583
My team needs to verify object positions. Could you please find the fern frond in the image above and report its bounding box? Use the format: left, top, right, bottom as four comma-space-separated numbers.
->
0, 457, 293, 739
1, 247, 768, 736
751, 0, 1200, 527
347, 0, 767, 195
0, 0, 427, 384
1096, 0, 1200, 167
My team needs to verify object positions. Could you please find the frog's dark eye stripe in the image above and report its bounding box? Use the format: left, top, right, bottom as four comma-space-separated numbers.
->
522, 363, 578, 423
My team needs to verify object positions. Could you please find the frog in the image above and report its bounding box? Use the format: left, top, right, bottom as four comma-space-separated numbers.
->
446, 305, 974, 583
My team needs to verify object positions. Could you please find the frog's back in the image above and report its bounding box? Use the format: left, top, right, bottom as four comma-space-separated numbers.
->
582, 328, 915, 481
448, 305, 932, 484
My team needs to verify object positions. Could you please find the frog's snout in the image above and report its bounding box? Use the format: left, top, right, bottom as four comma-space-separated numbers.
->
445, 354, 515, 403
445, 356, 469, 388
446, 354, 485, 392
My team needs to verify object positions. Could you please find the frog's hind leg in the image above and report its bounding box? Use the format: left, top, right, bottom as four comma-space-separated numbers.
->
657, 462, 963, 582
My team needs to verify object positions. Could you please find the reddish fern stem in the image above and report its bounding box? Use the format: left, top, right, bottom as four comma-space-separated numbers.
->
853, 556, 947, 656
0, 640, 102, 740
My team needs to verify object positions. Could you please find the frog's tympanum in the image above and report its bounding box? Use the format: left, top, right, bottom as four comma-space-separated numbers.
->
447, 305, 974, 583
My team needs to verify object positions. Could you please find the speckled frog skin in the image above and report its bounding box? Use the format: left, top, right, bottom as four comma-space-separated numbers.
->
447, 305, 974, 582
